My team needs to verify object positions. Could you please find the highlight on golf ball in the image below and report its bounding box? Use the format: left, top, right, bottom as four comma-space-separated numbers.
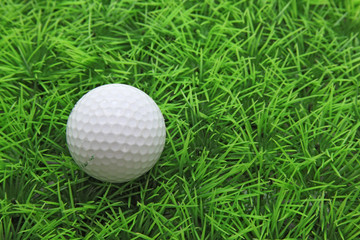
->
66, 84, 166, 183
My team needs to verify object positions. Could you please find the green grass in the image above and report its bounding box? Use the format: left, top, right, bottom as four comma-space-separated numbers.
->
1, 0, 360, 239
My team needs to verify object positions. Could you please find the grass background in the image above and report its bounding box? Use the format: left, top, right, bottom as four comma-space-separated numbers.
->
1, 0, 360, 239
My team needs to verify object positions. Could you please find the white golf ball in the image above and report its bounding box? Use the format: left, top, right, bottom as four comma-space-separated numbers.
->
66, 84, 166, 183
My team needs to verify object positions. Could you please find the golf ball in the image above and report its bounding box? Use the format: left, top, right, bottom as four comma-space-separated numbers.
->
66, 84, 166, 183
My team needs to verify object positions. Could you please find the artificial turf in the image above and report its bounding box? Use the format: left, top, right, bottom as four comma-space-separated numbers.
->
1, 0, 360, 239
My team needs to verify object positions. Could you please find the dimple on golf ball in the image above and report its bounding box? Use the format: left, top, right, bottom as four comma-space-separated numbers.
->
66, 84, 166, 183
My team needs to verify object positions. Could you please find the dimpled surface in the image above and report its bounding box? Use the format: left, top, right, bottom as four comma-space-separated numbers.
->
66, 84, 166, 183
